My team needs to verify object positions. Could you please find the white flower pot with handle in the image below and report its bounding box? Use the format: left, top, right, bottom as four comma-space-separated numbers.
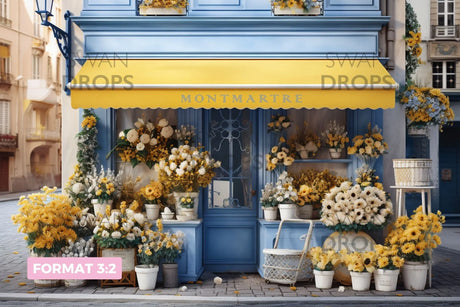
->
263, 207, 278, 221
350, 271, 371, 291
278, 203, 298, 220
374, 268, 400, 292
145, 204, 160, 220
135, 265, 159, 290
313, 269, 334, 289
402, 261, 428, 290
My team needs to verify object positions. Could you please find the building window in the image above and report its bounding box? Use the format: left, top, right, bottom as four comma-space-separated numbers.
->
0, 43, 10, 82
0, 100, 10, 134
0, 0, 7, 19
438, 0, 455, 26
34, 12, 42, 38
32, 55, 40, 79
432, 61, 456, 89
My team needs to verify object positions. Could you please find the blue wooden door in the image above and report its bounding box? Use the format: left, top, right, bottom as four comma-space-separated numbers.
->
203, 109, 259, 272
439, 122, 460, 222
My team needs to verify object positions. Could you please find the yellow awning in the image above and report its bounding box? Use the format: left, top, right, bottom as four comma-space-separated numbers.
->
70, 59, 397, 109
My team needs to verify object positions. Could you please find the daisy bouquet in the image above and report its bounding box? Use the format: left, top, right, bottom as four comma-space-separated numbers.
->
320, 181, 393, 232
272, 171, 298, 205
385, 206, 445, 262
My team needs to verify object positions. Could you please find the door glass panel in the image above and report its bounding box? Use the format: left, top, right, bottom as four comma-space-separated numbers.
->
208, 109, 252, 209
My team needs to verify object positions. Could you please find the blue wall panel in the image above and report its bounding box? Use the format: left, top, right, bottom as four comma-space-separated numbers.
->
82, 0, 136, 16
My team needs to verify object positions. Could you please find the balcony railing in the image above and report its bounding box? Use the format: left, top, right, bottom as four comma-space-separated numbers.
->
0, 134, 17, 149
26, 128, 60, 142
0, 16, 12, 28
432, 25, 460, 39
0, 72, 12, 87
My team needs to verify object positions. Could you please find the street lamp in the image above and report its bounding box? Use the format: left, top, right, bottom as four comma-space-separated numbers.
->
35, 0, 72, 95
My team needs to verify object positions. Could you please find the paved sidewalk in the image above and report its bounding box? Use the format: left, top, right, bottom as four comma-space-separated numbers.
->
1, 194, 460, 305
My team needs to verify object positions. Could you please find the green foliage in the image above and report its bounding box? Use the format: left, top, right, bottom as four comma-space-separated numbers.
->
405, 1, 421, 84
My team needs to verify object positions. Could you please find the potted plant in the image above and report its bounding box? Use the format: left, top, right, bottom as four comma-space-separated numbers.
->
400, 85, 454, 135
93, 201, 144, 273
373, 244, 405, 292
347, 123, 388, 170
308, 246, 341, 289
135, 219, 163, 290
61, 236, 96, 287
178, 195, 196, 220
343, 250, 377, 291
139, 0, 188, 16
385, 206, 445, 290
157, 144, 221, 218
260, 183, 278, 221
272, 0, 322, 16
265, 137, 295, 172
12, 187, 80, 287
292, 122, 321, 159
89, 167, 119, 218
158, 228, 185, 288
273, 171, 298, 220
137, 180, 164, 221
321, 120, 349, 159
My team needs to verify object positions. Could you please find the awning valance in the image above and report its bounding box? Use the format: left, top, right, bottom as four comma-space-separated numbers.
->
70, 59, 397, 109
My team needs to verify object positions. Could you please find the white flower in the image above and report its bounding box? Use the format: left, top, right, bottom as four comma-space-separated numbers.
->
215, 161, 221, 168
126, 233, 136, 241
161, 126, 174, 138
180, 161, 188, 170
122, 222, 132, 232
79, 219, 87, 228
134, 118, 144, 128
136, 143, 145, 151
118, 131, 125, 138
101, 230, 109, 238
133, 213, 145, 225
158, 118, 169, 127
146, 122, 154, 131
171, 148, 178, 154
170, 162, 177, 171
111, 231, 122, 239
335, 192, 347, 203
133, 227, 142, 236
159, 160, 166, 170
176, 168, 185, 176
150, 138, 158, 146
373, 214, 385, 225
198, 167, 206, 175
126, 129, 139, 143
93, 225, 100, 234
181, 152, 189, 160
140, 133, 150, 144
72, 183, 85, 194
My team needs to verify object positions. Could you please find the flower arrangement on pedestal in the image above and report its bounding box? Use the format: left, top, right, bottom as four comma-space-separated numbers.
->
93, 201, 144, 249
400, 86, 454, 131
110, 118, 177, 169
266, 137, 295, 171
157, 145, 221, 192
385, 206, 445, 263
320, 181, 392, 232
12, 187, 80, 257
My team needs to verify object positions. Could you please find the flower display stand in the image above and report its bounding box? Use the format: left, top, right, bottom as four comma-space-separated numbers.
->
98, 247, 137, 287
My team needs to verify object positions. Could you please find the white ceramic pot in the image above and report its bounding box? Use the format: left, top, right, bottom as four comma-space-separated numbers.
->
263, 206, 278, 221
278, 203, 298, 220
374, 268, 400, 292
161, 212, 175, 220
297, 204, 313, 219
92, 199, 113, 218
64, 279, 87, 288
173, 192, 199, 219
313, 269, 334, 289
145, 204, 160, 220
135, 265, 159, 290
181, 208, 195, 217
402, 261, 428, 291
350, 271, 371, 291
328, 148, 342, 159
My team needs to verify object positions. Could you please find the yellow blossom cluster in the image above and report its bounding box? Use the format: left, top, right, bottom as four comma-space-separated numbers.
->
374, 244, 404, 270
81, 115, 97, 129
308, 246, 342, 271
293, 169, 347, 206
273, 0, 319, 11
385, 206, 445, 262
95, 177, 116, 201
406, 30, 422, 60
267, 114, 291, 133
137, 181, 164, 204
347, 123, 388, 158
322, 120, 349, 150
266, 137, 295, 171
11, 187, 80, 256
180, 196, 194, 209
343, 250, 377, 273
137, 219, 164, 265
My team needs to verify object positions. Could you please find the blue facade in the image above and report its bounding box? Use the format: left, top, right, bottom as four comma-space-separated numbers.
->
72, 0, 390, 278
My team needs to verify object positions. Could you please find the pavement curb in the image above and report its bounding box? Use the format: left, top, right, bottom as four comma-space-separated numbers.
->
1, 293, 460, 304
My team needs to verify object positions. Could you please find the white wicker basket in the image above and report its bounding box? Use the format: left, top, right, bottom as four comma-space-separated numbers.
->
393, 159, 432, 186
263, 249, 313, 285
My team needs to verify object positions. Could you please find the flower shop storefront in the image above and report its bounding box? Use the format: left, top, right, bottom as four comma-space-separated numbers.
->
68, 8, 399, 282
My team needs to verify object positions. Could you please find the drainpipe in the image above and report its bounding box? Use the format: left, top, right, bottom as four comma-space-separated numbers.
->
379, 0, 388, 60
386, 0, 396, 70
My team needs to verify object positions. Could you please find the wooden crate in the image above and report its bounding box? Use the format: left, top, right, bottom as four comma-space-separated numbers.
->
97, 246, 137, 287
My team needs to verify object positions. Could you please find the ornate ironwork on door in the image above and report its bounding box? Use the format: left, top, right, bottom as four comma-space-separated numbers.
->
208, 109, 252, 209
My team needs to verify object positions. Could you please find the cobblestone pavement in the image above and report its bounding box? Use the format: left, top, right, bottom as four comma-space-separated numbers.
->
1, 198, 460, 305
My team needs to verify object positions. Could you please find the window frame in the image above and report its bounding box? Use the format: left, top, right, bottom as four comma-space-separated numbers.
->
432, 61, 456, 89
438, 0, 455, 26
0, 100, 10, 135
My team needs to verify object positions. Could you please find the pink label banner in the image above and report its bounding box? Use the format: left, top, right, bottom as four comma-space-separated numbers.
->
28, 257, 122, 280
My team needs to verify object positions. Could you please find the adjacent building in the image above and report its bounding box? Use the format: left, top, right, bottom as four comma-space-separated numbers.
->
0, 0, 62, 192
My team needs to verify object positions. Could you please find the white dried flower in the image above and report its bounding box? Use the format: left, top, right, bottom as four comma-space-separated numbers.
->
161, 126, 174, 138
158, 118, 169, 127
126, 129, 139, 143
140, 133, 150, 144
136, 143, 145, 151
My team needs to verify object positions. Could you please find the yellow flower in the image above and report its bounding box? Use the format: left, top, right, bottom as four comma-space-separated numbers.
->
377, 257, 389, 269
392, 256, 404, 268
401, 243, 415, 254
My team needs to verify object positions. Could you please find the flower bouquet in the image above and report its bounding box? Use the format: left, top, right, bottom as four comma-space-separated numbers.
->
400, 85, 454, 131
110, 118, 177, 169
12, 187, 80, 257
137, 180, 165, 220
265, 137, 295, 171
158, 227, 185, 288
322, 120, 349, 159
320, 181, 393, 232
273, 171, 299, 220
347, 123, 388, 168
267, 114, 291, 133
260, 182, 278, 221
292, 122, 321, 159
157, 145, 221, 192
